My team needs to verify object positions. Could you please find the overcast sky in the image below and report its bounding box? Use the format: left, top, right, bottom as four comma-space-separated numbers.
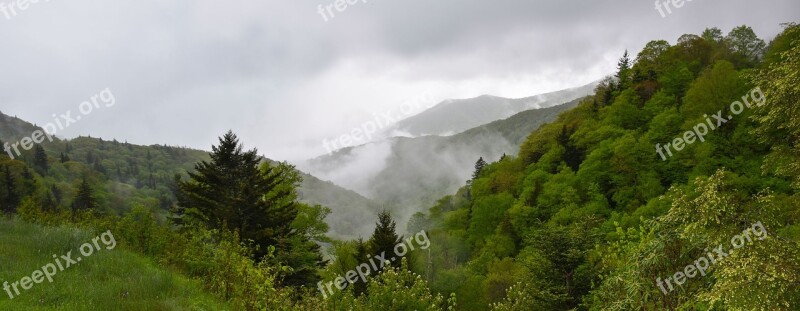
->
0, 0, 797, 161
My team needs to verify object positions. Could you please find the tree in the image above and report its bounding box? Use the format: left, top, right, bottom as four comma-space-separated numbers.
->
33, 145, 48, 174
369, 211, 401, 271
71, 179, 98, 219
353, 238, 370, 296
616, 50, 632, 89
725, 25, 767, 66
701, 27, 724, 43
473, 157, 488, 180
753, 23, 800, 188
2, 166, 19, 213
59, 152, 70, 163
175, 131, 309, 276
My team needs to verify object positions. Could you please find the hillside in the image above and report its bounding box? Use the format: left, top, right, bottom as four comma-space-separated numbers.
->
0, 217, 230, 310
409, 25, 800, 310
301, 97, 584, 225
388, 82, 596, 137
0, 114, 379, 238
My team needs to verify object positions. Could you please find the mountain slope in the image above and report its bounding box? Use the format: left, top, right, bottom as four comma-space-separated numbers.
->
0, 113, 379, 239
388, 81, 596, 137
301, 97, 584, 226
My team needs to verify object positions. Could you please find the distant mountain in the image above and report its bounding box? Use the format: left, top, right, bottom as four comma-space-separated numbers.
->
388, 81, 597, 137
300, 97, 585, 227
0, 111, 59, 145
0, 112, 379, 239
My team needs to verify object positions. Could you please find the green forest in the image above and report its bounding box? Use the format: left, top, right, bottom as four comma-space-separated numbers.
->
2, 23, 800, 310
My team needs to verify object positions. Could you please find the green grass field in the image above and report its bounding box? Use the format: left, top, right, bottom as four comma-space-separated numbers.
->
0, 217, 231, 311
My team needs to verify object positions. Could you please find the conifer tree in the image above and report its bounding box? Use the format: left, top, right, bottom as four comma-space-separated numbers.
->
71, 179, 98, 219
176, 131, 299, 262
2, 166, 18, 213
369, 210, 401, 271
33, 144, 48, 174
59, 152, 70, 163
472, 157, 488, 180
354, 238, 369, 296
616, 50, 632, 89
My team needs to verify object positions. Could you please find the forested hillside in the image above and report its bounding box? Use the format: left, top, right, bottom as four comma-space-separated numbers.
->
408, 24, 800, 310
1, 23, 798, 311
0, 120, 380, 239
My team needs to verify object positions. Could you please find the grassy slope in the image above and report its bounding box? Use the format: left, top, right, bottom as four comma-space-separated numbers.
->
0, 217, 230, 311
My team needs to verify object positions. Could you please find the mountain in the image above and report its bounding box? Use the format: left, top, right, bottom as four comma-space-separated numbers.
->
388, 81, 597, 137
300, 96, 585, 226
0, 111, 55, 145
0, 112, 379, 239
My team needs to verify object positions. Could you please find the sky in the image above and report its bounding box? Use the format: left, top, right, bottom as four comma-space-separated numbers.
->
0, 0, 798, 162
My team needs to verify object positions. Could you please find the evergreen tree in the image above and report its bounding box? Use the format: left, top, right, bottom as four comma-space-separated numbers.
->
176, 131, 300, 263
71, 179, 98, 219
59, 152, 70, 163
369, 210, 401, 271
472, 157, 488, 180
42, 190, 57, 212
3, 166, 18, 213
353, 238, 369, 295
33, 144, 48, 174
51, 184, 62, 205
616, 50, 632, 89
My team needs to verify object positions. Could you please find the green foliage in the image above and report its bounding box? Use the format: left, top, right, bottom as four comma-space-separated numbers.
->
333, 259, 455, 311
0, 217, 232, 310
417, 25, 800, 311
369, 211, 402, 268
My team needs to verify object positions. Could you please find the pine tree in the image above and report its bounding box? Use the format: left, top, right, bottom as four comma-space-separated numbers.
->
59, 152, 70, 163
369, 210, 401, 271
93, 159, 107, 176
51, 185, 62, 205
71, 179, 98, 219
33, 145, 49, 174
176, 131, 300, 262
354, 238, 369, 296
42, 191, 57, 212
616, 50, 632, 89
472, 157, 488, 180
3, 166, 19, 213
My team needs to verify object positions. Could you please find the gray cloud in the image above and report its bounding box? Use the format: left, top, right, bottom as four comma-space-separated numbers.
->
0, 0, 797, 160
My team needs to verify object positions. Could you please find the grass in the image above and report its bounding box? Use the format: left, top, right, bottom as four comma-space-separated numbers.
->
0, 217, 232, 311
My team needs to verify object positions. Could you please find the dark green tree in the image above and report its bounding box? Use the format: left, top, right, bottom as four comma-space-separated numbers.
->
472, 157, 488, 180
33, 144, 48, 174
2, 166, 19, 213
59, 152, 70, 163
369, 210, 402, 271
50, 184, 62, 205
353, 238, 369, 296
616, 50, 632, 89
71, 179, 98, 219
175, 131, 300, 263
